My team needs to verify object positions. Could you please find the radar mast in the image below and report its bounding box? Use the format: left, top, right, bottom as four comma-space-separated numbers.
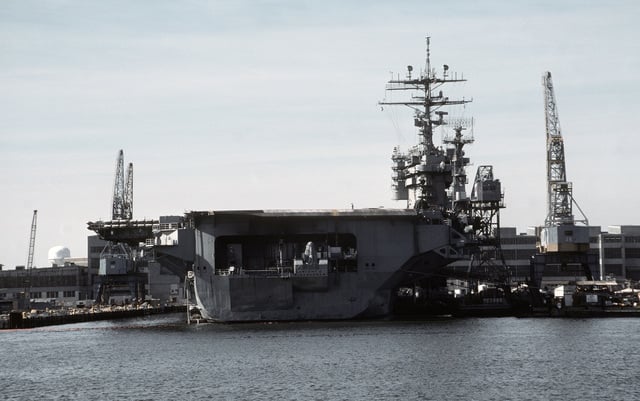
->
380, 37, 472, 222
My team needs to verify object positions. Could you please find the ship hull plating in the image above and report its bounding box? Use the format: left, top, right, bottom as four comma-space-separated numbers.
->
190, 209, 462, 322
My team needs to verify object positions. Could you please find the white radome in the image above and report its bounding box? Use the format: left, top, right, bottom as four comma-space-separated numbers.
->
48, 246, 71, 266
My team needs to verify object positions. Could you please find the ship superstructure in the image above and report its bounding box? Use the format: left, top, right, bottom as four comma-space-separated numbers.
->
382, 39, 503, 245
383, 38, 473, 222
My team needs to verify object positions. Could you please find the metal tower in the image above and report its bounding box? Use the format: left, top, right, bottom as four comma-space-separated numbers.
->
530, 72, 594, 292
538, 72, 589, 254
112, 150, 133, 220
542, 72, 587, 227
381, 37, 471, 218
124, 162, 133, 220
112, 150, 126, 220
97, 152, 145, 306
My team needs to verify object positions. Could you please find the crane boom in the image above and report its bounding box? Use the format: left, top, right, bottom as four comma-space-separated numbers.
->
23, 209, 38, 308
112, 150, 126, 220
27, 210, 37, 271
543, 71, 574, 226
124, 162, 133, 220
112, 150, 134, 220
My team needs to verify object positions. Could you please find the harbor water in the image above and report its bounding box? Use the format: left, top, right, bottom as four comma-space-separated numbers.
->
2, 314, 638, 400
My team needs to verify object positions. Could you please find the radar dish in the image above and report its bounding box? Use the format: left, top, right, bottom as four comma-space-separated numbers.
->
48, 246, 71, 266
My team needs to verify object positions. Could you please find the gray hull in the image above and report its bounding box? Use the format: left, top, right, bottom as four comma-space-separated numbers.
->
190, 209, 463, 322
193, 272, 394, 321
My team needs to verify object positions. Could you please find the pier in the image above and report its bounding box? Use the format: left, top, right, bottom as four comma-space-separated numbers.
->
1, 304, 186, 329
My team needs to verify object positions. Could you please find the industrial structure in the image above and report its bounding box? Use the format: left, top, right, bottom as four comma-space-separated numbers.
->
112, 149, 133, 221
90, 150, 153, 305
86, 150, 191, 306
16, 210, 39, 310
529, 72, 597, 292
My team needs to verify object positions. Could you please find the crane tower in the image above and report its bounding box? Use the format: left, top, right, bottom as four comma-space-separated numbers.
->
124, 161, 133, 220
91, 150, 151, 305
531, 72, 594, 291
538, 72, 589, 253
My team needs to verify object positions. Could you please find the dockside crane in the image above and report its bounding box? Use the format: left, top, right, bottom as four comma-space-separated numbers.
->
530, 72, 596, 290
542, 71, 588, 231
94, 150, 146, 305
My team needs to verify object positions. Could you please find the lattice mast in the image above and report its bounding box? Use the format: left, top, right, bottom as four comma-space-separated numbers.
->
381, 37, 471, 217
124, 162, 133, 220
112, 150, 125, 220
112, 150, 133, 220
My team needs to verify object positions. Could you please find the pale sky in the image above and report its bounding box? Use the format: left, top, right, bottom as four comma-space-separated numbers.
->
1, 0, 638, 269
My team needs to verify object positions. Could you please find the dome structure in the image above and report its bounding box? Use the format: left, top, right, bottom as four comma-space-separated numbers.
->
48, 246, 71, 266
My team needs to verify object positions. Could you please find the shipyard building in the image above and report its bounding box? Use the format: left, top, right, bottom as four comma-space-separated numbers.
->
493, 225, 640, 284
0, 263, 96, 312
0, 236, 185, 311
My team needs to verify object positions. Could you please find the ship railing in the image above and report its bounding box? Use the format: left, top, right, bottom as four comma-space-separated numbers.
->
216, 268, 292, 278
153, 222, 182, 231
293, 269, 328, 277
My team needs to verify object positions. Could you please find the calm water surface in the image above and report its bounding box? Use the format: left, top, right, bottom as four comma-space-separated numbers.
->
1, 314, 639, 400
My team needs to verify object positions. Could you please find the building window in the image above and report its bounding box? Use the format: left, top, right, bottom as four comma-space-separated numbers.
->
604, 248, 622, 259
30, 292, 41, 299
516, 237, 537, 245
501, 250, 515, 260
46, 291, 58, 298
604, 264, 623, 276
625, 248, 640, 259
63, 291, 75, 298
517, 249, 536, 259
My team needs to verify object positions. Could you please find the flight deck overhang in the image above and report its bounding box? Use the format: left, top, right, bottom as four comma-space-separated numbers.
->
186, 208, 418, 219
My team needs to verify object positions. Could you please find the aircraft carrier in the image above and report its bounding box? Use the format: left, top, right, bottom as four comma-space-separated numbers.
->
89, 39, 507, 322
